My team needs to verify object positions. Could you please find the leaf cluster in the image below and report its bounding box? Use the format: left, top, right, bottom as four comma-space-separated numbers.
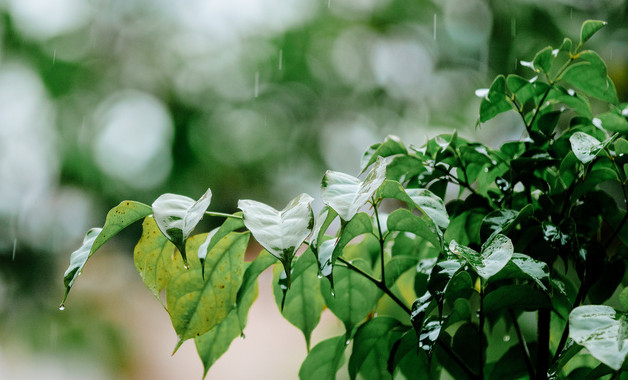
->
61, 20, 628, 379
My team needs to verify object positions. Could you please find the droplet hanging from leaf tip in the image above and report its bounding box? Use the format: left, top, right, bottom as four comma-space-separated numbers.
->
345, 339, 350, 345
240, 333, 246, 340
58, 304, 65, 311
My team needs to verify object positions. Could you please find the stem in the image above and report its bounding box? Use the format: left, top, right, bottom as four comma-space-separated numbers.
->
204, 211, 243, 219
526, 86, 552, 132
337, 256, 410, 314
478, 283, 485, 379
371, 198, 386, 286
510, 310, 535, 379
537, 308, 551, 380
552, 282, 588, 364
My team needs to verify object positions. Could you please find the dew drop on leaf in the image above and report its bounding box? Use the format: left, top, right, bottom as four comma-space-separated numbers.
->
58, 304, 65, 311
503, 335, 511, 342
317, 274, 323, 279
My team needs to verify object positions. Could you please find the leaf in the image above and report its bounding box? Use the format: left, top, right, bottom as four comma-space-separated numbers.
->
548, 339, 582, 379
479, 75, 513, 122
167, 232, 248, 346
298, 336, 346, 380
449, 234, 514, 280
384, 256, 419, 287
310, 206, 338, 250
387, 209, 441, 249
152, 189, 212, 267
595, 112, 628, 133
320, 259, 381, 335
493, 253, 550, 292
194, 266, 258, 378
405, 188, 449, 229
620, 287, 628, 311
238, 193, 314, 287
561, 51, 618, 104
507, 74, 536, 106
427, 259, 464, 306
321, 156, 389, 221
569, 305, 628, 370
62, 200, 152, 305
348, 317, 406, 380
272, 252, 325, 349
569, 132, 603, 164
533, 46, 553, 74
483, 284, 551, 313
332, 212, 374, 262
236, 250, 277, 315
360, 135, 407, 174
134, 216, 175, 299
480, 204, 533, 242
418, 319, 442, 364
580, 20, 607, 45
198, 214, 245, 277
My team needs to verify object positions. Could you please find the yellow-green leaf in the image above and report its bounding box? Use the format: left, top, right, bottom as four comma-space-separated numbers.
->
134, 216, 176, 300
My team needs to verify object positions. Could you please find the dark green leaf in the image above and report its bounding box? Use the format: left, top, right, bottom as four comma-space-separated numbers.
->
152, 189, 212, 267
569, 132, 603, 164
349, 317, 405, 380
387, 209, 441, 249
479, 75, 513, 122
491, 253, 550, 292
548, 339, 582, 379
561, 51, 618, 104
484, 284, 551, 313
298, 336, 346, 380
620, 287, 628, 311
321, 259, 381, 335
488, 342, 533, 380
384, 255, 418, 286
533, 46, 553, 74
480, 205, 533, 242
580, 20, 607, 45
332, 212, 374, 262
272, 252, 325, 349
595, 112, 628, 133
62, 200, 152, 305
361, 135, 407, 174
569, 305, 628, 370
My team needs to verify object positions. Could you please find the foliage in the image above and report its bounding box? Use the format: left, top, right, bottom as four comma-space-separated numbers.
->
61, 21, 628, 378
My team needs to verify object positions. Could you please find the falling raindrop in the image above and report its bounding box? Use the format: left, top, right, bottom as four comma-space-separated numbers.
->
570, 8, 573, 20
254, 71, 259, 98
58, 304, 65, 311
278, 49, 283, 70
511, 18, 516, 37
433, 13, 437, 41
12, 238, 16, 261
503, 335, 511, 342
53, 49, 57, 65
328, 0, 331, 8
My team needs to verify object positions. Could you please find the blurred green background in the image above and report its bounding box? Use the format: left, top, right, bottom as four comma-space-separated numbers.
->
1, 0, 627, 378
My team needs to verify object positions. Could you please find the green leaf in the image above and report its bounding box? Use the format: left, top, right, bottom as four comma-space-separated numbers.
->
321, 156, 389, 221
321, 259, 381, 335
483, 284, 551, 313
548, 86, 592, 118
614, 138, 628, 154
272, 252, 325, 349
332, 212, 374, 262
548, 339, 582, 379
507, 74, 536, 106
236, 250, 277, 315
479, 75, 513, 122
488, 342, 533, 380
310, 206, 338, 250
569, 305, 628, 370
449, 234, 513, 280
580, 20, 607, 45
194, 265, 258, 378
134, 216, 175, 300
405, 188, 449, 229
361, 135, 407, 174
595, 112, 628, 133
427, 259, 464, 305
348, 317, 405, 380
62, 200, 152, 305
198, 214, 245, 276
620, 287, 628, 311
493, 253, 550, 292
376, 180, 416, 209
387, 209, 441, 249
238, 193, 314, 287
152, 189, 212, 267
533, 46, 553, 74
298, 336, 346, 380
167, 232, 248, 347
569, 132, 603, 164
480, 205, 533, 242
561, 51, 618, 104
384, 256, 418, 287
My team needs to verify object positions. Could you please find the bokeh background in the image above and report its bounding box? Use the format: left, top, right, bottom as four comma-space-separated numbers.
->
1, 0, 627, 379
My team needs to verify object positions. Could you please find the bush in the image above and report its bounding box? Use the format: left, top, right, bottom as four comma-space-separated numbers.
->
61, 20, 628, 379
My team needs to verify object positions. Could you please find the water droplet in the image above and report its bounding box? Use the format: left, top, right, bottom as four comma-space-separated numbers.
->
328, 0, 331, 8
240, 333, 246, 340
278, 49, 283, 70
254, 71, 259, 98
567, 89, 575, 96
317, 274, 323, 279
12, 238, 16, 261
433, 13, 437, 41
345, 339, 350, 345
53, 49, 56, 64
330, 290, 335, 297
58, 304, 65, 311
503, 335, 511, 342
183, 263, 190, 270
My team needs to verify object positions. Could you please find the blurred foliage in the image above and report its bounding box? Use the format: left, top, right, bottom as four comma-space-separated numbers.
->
0, 0, 627, 378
